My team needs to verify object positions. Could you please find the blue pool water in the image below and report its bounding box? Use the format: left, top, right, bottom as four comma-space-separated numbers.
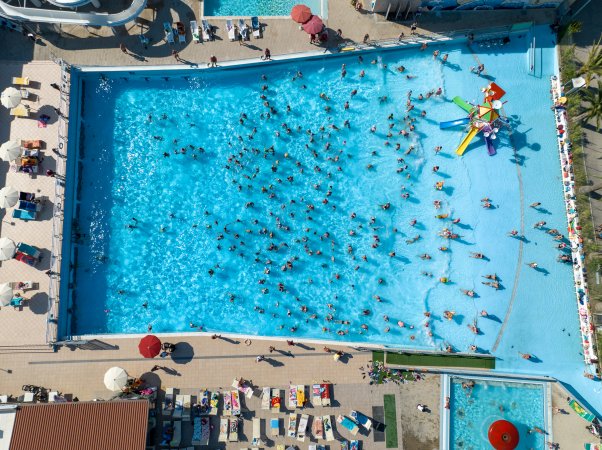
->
66, 26, 602, 413
204, 0, 323, 17
449, 377, 547, 449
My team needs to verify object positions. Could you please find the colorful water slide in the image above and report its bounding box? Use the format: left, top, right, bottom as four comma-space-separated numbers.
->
452, 96, 476, 114
439, 117, 470, 129
455, 127, 479, 156
484, 135, 496, 156
0, 0, 146, 26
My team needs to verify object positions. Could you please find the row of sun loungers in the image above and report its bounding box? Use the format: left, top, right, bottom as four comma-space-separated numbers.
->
164, 18, 262, 45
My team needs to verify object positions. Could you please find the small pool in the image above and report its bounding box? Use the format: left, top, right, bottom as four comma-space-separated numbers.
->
448, 376, 548, 449
203, 0, 325, 17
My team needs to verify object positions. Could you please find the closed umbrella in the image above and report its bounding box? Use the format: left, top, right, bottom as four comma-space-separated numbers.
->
0, 186, 18, 209
138, 334, 162, 358
0, 140, 21, 162
0, 283, 13, 307
291, 4, 312, 23
302, 15, 324, 35
1, 87, 21, 109
0, 237, 16, 261
104, 366, 129, 391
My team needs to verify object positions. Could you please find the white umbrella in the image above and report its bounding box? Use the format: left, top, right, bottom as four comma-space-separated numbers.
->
0, 283, 13, 306
0, 87, 21, 109
0, 186, 18, 209
0, 141, 21, 162
0, 237, 16, 261
104, 366, 129, 391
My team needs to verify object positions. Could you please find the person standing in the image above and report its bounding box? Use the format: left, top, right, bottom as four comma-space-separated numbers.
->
120, 43, 129, 54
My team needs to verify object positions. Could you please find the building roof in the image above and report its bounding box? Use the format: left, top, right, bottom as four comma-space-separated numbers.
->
10, 400, 148, 450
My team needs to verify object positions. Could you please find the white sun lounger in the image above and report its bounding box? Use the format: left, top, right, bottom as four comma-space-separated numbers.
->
287, 413, 297, 438
190, 20, 200, 43
323, 415, 335, 441
218, 418, 229, 442
251, 417, 264, 446
239, 18, 249, 41
297, 414, 309, 441
228, 418, 239, 441
261, 387, 270, 410
163, 388, 175, 417
173, 394, 184, 419
288, 384, 297, 409
226, 19, 236, 41
163, 22, 175, 44
312, 415, 324, 440
202, 19, 211, 41
170, 420, 182, 448
251, 16, 261, 38
350, 410, 372, 431
271, 388, 281, 412
182, 394, 191, 419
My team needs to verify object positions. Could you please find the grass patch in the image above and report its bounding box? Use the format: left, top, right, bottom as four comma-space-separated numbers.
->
385, 352, 496, 369
372, 350, 385, 363
383, 394, 398, 448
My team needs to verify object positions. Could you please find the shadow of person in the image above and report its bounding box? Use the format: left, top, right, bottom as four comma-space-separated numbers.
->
171, 342, 194, 364
28, 292, 49, 314
265, 358, 284, 367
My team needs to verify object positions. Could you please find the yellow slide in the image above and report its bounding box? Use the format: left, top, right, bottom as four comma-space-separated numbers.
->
455, 127, 479, 156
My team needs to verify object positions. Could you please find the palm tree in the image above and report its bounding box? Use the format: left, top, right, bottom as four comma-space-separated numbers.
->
577, 88, 602, 131
578, 36, 602, 86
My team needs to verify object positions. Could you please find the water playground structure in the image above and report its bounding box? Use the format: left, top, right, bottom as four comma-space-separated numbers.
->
439, 82, 508, 156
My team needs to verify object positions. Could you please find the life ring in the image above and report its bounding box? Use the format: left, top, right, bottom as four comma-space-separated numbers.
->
59, 142, 64, 149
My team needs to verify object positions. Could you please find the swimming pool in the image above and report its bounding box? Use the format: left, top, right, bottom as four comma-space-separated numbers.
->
447, 376, 549, 449
203, 0, 324, 17
63, 25, 586, 362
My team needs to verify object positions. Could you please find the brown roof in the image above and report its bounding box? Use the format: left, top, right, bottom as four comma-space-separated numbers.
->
10, 400, 149, 450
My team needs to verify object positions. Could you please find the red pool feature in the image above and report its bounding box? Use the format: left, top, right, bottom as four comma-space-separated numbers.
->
488, 420, 519, 450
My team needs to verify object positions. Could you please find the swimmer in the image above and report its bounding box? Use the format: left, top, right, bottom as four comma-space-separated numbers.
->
530, 202, 541, 208
461, 289, 475, 297
534, 221, 546, 228
470, 252, 485, 259
527, 262, 538, 268
508, 230, 519, 236
483, 274, 497, 281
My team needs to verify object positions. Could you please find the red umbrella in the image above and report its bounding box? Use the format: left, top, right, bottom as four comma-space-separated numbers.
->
302, 15, 324, 35
488, 420, 519, 450
291, 4, 312, 24
138, 334, 162, 358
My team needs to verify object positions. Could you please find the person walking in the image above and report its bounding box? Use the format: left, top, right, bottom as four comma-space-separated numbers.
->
262, 48, 271, 61
256, 355, 265, 363
209, 55, 218, 67
120, 43, 129, 55
172, 50, 181, 62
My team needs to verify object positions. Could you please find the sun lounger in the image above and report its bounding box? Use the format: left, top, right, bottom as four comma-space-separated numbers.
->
231, 390, 241, 415
232, 378, 254, 398
12, 77, 29, 86
200, 416, 210, 445
21, 140, 42, 149
182, 394, 191, 419
14, 251, 36, 266
340, 441, 349, 450
297, 414, 309, 442
323, 415, 335, 441
226, 19, 236, 41
173, 394, 184, 419
209, 391, 219, 415
190, 20, 200, 43
321, 383, 331, 406
288, 384, 297, 409
170, 420, 181, 448
251, 417, 263, 446
13, 209, 36, 221
176, 21, 186, 43
228, 418, 239, 441
276, 445, 285, 450
223, 391, 232, 416
350, 440, 360, 450
312, 415, 323, 440
218, 418, 229, 442
337, 415, 359, 436
271, 388, 281, 412
19, 191, 35, 202
191, 415, 202, 445
10, 281, 35, 291
312, 384, 321, 406
198, 389, 209, 414
163, 22, 175, 44
17, 243, 40, 259
18, 200, 40, 212
10, 297, 26, 308
350, 410, 372, 431
270, 417, 279, 436
251, 16, 261, 38
261, 387, 270, 410
10, 104, 29, 117
201, 19, 211, 41
297, 385, 306, 408
239, 19, 249, 41
287, 413, 297, 438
